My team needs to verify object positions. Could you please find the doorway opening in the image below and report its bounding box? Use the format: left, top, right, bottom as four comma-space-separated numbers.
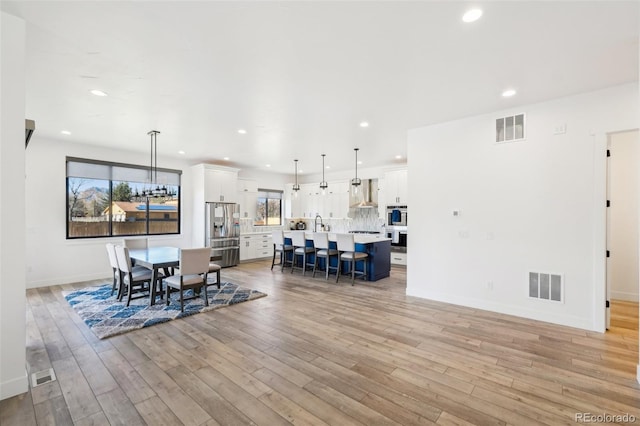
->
606, 129, 639, 335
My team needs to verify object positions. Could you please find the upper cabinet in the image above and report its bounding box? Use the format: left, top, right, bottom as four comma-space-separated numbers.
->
283, 180, 349, 219
383, 169, 408, 206
237, 178, 258, 220
204, 167, 238, 203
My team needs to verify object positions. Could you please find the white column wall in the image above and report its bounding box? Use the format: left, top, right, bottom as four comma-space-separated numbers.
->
0, 12, 28, 400
407, 83, 638, 332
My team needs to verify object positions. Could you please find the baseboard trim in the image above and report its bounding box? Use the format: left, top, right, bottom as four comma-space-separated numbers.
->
0, 370, 28, 401
27, 272, 110, 289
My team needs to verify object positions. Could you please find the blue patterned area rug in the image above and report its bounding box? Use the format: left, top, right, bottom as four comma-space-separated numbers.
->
64, 281, 266, 339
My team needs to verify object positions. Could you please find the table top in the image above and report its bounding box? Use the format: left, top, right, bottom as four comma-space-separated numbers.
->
129, 246, 181, 268
284, 231, 391, 244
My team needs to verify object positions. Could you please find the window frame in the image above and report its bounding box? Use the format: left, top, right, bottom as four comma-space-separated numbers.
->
66, 157, 182, 239
255, 188, 283, 226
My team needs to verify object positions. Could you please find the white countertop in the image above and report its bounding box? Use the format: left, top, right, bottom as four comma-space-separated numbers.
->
284, 231, 391, 244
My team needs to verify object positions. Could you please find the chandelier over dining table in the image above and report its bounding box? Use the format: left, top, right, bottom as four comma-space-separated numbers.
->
133, 130, 173, 201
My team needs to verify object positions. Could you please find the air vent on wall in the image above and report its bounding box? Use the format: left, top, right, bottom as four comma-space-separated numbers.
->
529, 271, 563, 302
496, 113, 525, 143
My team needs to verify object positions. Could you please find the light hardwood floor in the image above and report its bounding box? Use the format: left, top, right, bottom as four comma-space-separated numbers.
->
1, 261, 639, 425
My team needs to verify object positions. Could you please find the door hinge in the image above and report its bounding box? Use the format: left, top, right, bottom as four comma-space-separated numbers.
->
606, 200, 610, 207
606, 300, 610, 308
606, 250, 610, 258
607, 149, 611, 157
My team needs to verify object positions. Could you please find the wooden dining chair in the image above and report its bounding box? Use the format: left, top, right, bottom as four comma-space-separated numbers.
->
115, 245, 163, 306
336, 233, 368, 285
271, 230, 293, 271
165, 248, 211, 312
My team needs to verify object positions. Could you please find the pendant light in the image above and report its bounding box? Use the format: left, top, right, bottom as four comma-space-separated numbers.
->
292, 159, 300, 197
134, 130, 171, 201
319, 154, 328, 194
351, 148, 361, 194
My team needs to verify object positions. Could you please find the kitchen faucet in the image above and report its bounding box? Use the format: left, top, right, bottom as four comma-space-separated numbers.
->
314, 214, 323, 232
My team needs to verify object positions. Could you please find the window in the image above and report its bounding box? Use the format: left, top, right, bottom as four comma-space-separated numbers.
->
66, 157, 181, 239
255, 189, 282, 226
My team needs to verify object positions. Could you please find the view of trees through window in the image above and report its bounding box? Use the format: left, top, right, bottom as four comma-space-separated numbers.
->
66, 158, 181, 238
255, 190, 282, 226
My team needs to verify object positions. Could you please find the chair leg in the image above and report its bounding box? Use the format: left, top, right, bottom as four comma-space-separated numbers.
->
271, 248, 276, 270
351, 260, 356, 285
216, 269, 221, 289
325, 256, 330, 280
312, 252, 319, 278
203, 280, 209, 307
166, 286, 171, 306
180, 287, 184, 312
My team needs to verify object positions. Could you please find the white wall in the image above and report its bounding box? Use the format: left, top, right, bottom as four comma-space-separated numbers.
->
407, 83, 639, 332
609, 130, 639, 301
0, 11, 29, 400
25, 138, 195, 288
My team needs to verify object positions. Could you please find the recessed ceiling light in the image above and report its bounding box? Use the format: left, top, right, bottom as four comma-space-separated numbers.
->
325, 166, 331, 169
265, 164, 271, 168
223, 157, 230, 161
462, 8, 483, 23
502, 89, 517, 97
178, 150, 185, 155
60, 130, 71, 135
237, 129, 247, 134
90, 89, 108, 97
357, 161, 363, 165
359, 121, 369, 128
395, 155, 402, 159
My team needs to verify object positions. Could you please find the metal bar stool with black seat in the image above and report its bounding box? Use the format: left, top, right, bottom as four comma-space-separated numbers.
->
336, 233, 368, 285
312, 232, 340, 280
271, 230, 294, 271
291, 231, 314, 275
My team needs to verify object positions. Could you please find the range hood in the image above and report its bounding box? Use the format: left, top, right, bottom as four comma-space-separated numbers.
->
349, 178, 378, 208
25, 119, 35, 148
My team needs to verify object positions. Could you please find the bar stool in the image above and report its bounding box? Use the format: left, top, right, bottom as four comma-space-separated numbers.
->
271, 230, 294, 272
312, 232, 340, 280
291, 231, 314, 275
336, 233, 368, 285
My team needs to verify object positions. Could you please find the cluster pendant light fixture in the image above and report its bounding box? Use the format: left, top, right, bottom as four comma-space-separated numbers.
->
351, 148, 362, 194
292, 159, 300, 197
319, 154, 328, 194
133, 130, 171, 201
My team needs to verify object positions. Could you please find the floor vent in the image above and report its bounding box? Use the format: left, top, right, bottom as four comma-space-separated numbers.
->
31, 368, 56, 387
529, 272, 563, 302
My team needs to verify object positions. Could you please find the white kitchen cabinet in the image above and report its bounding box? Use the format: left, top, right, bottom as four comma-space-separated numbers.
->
205, 168, 238, 203
237, 178, 258, 220
324, 180, 349, 218
383, 169, 408, 205
240, 233, 274, 261
390, 252, 407, 266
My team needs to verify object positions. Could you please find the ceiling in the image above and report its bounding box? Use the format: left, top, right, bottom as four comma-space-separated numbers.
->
3, 1, 638, 176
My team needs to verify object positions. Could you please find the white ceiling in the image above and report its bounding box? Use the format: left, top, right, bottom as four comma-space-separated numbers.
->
3, 1, 638, 176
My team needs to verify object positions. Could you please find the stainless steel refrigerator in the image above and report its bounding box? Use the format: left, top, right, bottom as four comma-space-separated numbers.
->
205, 202, 241, 267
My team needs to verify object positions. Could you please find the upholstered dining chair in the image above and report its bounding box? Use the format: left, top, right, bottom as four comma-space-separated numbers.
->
336, 233, 368, 285
123, 238, 148, 250
115, 245, 163, 306
164, 247, 211, 312
207, 261, 222, 290
271, 230, 293, 271
291, 231, 314, 275
105, 243, 148, 299
312, 232, 340, 280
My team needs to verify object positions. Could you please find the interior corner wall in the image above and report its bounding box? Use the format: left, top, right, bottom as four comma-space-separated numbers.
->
0, 12, 29, 400
25, 139, 194, 288
407, 83, 639, 332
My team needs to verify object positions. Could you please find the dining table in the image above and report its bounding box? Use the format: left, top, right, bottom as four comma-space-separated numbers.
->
128, 246, 180, 305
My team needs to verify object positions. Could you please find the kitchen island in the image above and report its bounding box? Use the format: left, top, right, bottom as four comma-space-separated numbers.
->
284, 231, 391, 281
